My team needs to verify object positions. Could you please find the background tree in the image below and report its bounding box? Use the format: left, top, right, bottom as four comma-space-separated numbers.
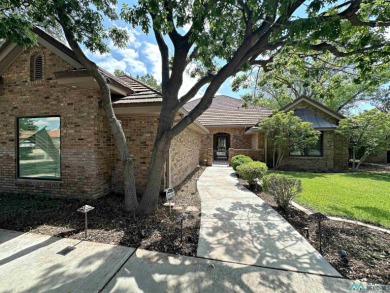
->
233, 51, 390, 114
370, 87, 390, 113
259, 111, 321, 169
3, 0, 390, 214
136, 74, 162, 92
113, 69, 125, 77
337, 110, 390, 171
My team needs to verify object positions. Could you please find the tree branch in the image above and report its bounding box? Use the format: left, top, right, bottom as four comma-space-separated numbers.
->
177, 73, 215, 108
152, 27, 170, 87
308, 43, 384, 57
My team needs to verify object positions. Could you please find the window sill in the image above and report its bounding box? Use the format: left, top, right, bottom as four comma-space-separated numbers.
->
288, 156, 324, 159
15, 179, 63, 187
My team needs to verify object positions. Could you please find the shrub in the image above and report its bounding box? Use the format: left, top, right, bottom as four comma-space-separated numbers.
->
231, 155, 253, 171
236, 161, 268, 184
262, 174, 302, 212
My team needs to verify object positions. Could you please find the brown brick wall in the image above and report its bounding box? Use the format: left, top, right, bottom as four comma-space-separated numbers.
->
228, 148, 265, 164
111, 114, 160, 194
0, 45, 112, 198
0, 44, 206, 198
279, 130, 335, 171
260, 100, 349, 171
170, 127, 202, 188
200, 126, 253, 165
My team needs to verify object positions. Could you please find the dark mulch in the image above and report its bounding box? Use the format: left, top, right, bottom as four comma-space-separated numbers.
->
358, 163, 390, 173
238, 178, 390, 285
0, 167, 204, 256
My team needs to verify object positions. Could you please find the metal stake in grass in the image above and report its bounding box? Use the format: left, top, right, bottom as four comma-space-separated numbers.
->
77, 205, 95, 239
177, 213, 188, 243
308, 212, 329, 254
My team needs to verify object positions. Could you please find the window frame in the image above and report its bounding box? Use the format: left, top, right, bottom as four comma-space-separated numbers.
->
16, 115, 62, 181
289, 131, 324, 158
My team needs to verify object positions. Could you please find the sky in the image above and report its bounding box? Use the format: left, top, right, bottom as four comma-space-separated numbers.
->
83, 0, 255, 100
82, 1, 381, 111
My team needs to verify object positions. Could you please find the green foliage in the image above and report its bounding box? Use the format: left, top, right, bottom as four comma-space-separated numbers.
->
337, 109, 390, 170
262, 174, 302, 212
136, 74, 162, 92
18, 118, 38, 132
0, 0, 129, 53
114, 69, 125, 77
259, 111, 321, 169
237, 161, 268, 184
234, 52, 390, 114
231, 155, 253, 171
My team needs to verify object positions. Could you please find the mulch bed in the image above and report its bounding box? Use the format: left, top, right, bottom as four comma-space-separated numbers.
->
238, 178, 390, 285
0, 167, 204, 256
357, 163, 390, 173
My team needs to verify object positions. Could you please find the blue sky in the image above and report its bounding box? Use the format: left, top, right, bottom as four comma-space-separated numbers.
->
84, 0, 258, 100
83, 1, 379, 111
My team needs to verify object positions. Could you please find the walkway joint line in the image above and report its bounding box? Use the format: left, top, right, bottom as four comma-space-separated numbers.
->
98, 247, 138, 293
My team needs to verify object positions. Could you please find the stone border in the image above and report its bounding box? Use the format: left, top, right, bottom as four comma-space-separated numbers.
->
291, 201, 390, 235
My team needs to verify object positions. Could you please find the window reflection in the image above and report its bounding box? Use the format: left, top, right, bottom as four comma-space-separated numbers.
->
18, 117, 61, 179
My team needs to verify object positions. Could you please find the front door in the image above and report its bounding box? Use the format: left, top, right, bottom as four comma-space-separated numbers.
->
213, 133, 230, 160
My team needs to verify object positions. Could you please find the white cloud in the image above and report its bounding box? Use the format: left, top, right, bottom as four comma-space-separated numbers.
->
85, 38, 147, 74
143, 42, 162, 81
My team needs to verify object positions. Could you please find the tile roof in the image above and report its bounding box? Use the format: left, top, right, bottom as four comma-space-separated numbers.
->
184, 95, 272, 126
113, 74, 162, 105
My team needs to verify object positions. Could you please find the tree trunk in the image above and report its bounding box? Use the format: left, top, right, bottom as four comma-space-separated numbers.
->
138, 96, 176, 214
59, 25, 138, 212
139, 133, 171, 214
273, 147, 276, 169
355, 152, 369, 170
352, 147, 356, 171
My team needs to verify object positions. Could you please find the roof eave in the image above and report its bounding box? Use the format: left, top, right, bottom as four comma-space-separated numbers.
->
280, 96, 345, 120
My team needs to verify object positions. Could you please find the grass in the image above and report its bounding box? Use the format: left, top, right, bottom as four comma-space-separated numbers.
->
268, 171, 390, 228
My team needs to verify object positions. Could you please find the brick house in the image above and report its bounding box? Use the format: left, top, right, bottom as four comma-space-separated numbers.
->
185, 95, 349, 171
0, 28, 208, 199
0, 29, 349, 200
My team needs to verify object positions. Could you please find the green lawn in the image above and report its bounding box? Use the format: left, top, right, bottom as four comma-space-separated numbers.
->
268, 171, 390, 228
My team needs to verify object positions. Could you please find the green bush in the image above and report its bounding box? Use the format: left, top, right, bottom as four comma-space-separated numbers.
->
231, 155, 253, 171
262, 174, 302, 212
236, 161, 268, 184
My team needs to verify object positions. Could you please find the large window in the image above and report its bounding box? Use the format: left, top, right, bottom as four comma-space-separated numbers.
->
17, 117, 61, 179
290, 132, 323, 157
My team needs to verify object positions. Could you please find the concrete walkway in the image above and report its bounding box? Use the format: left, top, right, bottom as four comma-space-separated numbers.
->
197, 166, 341, 277
0, 228, 353, 292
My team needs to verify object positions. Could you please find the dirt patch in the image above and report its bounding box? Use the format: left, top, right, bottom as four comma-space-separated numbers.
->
238, 178, 390, 285
0, 167, 204, 257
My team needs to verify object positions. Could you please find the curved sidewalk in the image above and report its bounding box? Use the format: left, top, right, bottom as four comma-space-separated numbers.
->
196, 166, 341, 277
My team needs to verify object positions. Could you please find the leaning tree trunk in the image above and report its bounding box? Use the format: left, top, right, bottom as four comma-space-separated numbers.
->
355, 152, 370, 171
139, 135, 171, 214
138, 95, 177, 214
59, 24, 138, 212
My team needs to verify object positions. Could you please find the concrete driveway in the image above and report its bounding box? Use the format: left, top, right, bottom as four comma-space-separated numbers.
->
197, 166, 341, 277
0, 228, 352, 292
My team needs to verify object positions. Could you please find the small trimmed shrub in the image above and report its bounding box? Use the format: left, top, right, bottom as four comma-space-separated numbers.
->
236, 161, 268, 184
231, 155, 253, 171
262, 174, 302, 212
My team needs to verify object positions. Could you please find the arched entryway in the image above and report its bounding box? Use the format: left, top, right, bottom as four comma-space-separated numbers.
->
213, 133, 231, 162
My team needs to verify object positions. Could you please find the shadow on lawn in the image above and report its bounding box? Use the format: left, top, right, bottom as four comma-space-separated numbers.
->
340, 172, 390, 182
